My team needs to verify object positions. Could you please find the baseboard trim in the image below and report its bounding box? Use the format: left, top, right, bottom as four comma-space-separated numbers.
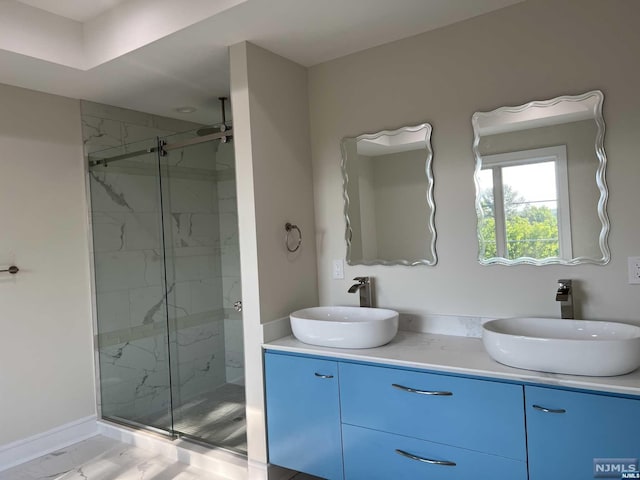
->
0, 415, 98, 472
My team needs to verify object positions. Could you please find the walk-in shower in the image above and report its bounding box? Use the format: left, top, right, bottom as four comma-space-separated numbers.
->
87, 114, 246, 454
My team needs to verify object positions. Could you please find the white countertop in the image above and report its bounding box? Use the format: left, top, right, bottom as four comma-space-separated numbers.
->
264, 330, 640, 397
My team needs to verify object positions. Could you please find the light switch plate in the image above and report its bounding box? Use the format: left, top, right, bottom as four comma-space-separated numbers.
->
628, 257, 640, 284
332, 259, 344, 279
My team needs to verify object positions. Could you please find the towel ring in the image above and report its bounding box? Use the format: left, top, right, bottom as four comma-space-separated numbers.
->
285, 223, 302, 253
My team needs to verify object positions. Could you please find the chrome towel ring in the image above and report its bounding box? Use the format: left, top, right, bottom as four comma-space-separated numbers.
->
285, 222, 302, 253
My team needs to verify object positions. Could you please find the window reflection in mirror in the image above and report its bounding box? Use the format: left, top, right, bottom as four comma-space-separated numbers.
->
472, 91, 609, 265
478, 146, 570, 260
341, 123, 436, 266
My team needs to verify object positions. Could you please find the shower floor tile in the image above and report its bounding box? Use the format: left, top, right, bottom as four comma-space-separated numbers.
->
141, 383, 247, 454
0, 435, 229, 480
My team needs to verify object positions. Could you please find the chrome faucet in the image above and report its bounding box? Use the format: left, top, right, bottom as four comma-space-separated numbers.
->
348, 276, 374, 308
556, 279, 573, 319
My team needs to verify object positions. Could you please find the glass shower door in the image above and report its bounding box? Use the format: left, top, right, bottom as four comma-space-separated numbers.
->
160, 131, 246, 453
89, 138, 174, 434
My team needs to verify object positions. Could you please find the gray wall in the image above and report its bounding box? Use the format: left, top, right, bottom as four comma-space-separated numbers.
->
372, 149, 432, 261
309, 0, 640, 322
230, 41, 319, 465
0, 84, 94, 445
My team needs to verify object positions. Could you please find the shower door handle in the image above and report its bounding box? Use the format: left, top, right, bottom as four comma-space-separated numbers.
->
233, 301, 243, 312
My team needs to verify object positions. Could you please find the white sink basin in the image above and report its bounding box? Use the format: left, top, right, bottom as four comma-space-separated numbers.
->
290, 306, 399, 349
482, 317, 640, 376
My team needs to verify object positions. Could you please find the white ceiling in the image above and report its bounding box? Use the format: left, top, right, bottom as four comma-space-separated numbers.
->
0, 0, 524, 125
17, 0, 130, 22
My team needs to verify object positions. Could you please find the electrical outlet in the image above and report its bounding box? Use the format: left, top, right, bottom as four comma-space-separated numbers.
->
628, 257, 640, 284
332, 259, 344, 279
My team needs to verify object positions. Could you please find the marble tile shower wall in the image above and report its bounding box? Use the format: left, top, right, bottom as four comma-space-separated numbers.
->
81, 101, 201, 155
82, 102, 243, 422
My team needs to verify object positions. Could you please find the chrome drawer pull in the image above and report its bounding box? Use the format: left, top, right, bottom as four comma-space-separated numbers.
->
395, 449, 456, 466
314, 373, 334, 379
533, 404, 566, 414
392, 383, 453, 396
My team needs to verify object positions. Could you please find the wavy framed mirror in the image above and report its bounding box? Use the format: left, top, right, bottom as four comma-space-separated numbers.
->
341, 123, 436, 266
472, 90, 609, 265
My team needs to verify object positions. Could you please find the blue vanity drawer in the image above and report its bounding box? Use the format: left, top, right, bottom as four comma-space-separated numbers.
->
339, 362, 526, 460
526, 386, 640, 480
343, 424, 527, 480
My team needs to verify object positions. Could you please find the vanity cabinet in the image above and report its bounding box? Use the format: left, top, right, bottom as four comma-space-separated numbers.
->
264, 353, 344, 480
265, 350, 640, 480
265, 352, 526, 479
526, 386, 640, 480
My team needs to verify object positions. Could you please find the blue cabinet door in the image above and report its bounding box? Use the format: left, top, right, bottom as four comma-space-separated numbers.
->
264, 352, 343, 480
526, 386, 640, 480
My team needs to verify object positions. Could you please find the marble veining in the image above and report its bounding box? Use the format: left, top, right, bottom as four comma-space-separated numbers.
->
81, 100, 201, 152
142, 283, 174, 325
100, 336, 171, 420
99, 318, 228, 421
265, 331, 640, 397
398, 312, 492, 338
82, 116, 122, 154
90, 171, 135, 212
0, 435, 229, 480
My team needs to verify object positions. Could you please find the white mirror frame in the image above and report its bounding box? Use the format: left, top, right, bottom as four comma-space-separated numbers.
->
341, 123, 437, 266
472, 90, 610, 266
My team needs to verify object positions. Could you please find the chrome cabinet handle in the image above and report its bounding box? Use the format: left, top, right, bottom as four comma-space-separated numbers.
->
533, 404, 566, 414
314, 373, 334, 379
392, 383, 453, 396
395, 449, 456, 466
